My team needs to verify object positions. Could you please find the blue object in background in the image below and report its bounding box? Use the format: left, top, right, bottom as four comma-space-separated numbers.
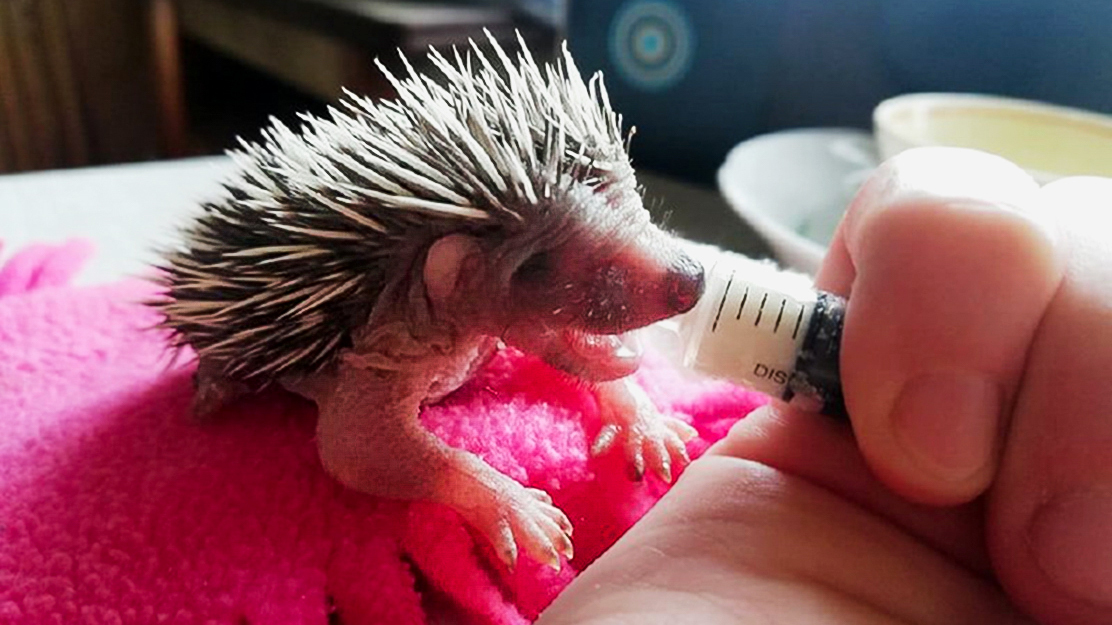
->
606, 1, 695, 92
569, 0, 789, 184
567, 0, 1112, 185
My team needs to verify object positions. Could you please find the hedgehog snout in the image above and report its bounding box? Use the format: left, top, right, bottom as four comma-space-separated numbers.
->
664, 252, 704, 315
573, 244, 704, 334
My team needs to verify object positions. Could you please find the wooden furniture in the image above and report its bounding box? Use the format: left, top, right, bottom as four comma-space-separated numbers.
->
152, 0, 558, 155
177, 0, 534, 100
0, 0, 160, 173
0, 0, 556, 173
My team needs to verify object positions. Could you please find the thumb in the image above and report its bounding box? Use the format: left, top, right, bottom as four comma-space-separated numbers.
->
816, 148, 1065, 505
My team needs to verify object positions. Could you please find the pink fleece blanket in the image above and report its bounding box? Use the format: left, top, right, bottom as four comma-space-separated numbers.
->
0, 240, 766, 625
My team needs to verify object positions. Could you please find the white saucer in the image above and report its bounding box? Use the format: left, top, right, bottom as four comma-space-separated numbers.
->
717, 128, 879, 274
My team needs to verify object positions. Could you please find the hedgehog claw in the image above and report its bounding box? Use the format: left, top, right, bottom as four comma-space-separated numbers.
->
437, 452, 573, 571
593, 378, 696, 484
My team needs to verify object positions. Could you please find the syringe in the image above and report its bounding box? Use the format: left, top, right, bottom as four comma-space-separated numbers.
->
665, 249, 848, 418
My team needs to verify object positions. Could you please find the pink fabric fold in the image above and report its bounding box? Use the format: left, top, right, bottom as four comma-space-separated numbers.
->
0, 238, 95, 297
0, 242, 766, 624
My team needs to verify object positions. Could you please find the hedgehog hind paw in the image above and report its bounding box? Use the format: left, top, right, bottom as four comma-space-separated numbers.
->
190, 379, 245, 419
190, 363, 251, 419
468, 486, 574, 572
436, 455, 574, 571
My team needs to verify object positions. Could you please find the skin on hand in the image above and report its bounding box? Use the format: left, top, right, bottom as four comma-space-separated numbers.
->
538, 148, 1112, 624
817, 147, 1064, 505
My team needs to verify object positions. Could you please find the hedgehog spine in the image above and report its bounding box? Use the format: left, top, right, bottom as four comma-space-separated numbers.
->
155, 30, 633, 383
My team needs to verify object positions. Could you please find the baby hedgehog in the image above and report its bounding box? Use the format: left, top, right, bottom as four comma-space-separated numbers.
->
152, 33, 705, 570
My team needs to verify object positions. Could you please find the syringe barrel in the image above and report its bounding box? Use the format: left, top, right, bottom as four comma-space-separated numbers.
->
674, 251, 847, 418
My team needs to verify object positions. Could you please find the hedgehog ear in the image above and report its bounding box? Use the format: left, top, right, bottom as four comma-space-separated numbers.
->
424, 233, 483, 309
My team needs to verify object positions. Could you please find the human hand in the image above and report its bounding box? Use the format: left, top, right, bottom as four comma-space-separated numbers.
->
537, 147, 1112, 624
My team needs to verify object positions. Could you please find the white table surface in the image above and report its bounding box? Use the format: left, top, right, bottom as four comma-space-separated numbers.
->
0, 156, 236, 285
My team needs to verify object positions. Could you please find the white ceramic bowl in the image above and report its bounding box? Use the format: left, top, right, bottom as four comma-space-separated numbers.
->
716, 128, 878, 274
874, 93, 1112, 184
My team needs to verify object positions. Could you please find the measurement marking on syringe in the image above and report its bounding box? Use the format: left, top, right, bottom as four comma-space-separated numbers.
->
792, 307, 804, 339
754, 293, 768, 326
774, 299, 786, 332
711, 270, 735, 332
735, 287, 749, 320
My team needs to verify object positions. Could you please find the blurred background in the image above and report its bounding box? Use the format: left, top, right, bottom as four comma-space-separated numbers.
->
1, 0, 1111, 256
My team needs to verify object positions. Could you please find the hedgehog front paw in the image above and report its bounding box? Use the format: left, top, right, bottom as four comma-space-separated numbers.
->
440, 453, 573, 570
592, 378, 698, 483
493, 485, 574, 571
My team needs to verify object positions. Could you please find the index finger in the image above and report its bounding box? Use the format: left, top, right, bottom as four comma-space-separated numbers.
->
817, 147, 1065, 505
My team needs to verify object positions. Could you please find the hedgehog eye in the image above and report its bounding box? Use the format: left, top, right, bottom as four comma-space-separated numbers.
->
514, 251, 552, 284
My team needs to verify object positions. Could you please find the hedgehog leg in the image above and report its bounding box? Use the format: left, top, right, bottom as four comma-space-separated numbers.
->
506, 327, 698, 484
191, 357, 251, 418
306, 362, 573, 570
590, 378, 698, 484
422, 336, 500, 405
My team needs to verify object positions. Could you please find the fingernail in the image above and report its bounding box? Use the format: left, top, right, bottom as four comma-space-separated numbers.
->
1030, 490, 1112, 605
892, 372, 1001, 485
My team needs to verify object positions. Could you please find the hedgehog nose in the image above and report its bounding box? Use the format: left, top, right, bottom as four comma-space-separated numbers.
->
665, 254, 705, 314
